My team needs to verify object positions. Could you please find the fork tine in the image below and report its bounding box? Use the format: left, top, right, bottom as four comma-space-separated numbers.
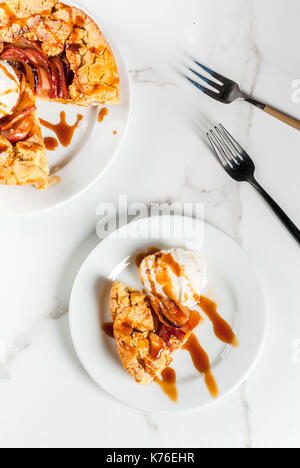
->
211, 130, 234, 168
194, 61, 227, 84
207, 130, 234, 168
219, 124, 245, 159
186, 77, 220, 99
215, 126, 240, 164
189, 68, 222, 91
207, 134, 227, 167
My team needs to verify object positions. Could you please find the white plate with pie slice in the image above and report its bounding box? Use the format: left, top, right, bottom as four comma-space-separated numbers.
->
69, 215, 268, 413
0, 1, 131, 216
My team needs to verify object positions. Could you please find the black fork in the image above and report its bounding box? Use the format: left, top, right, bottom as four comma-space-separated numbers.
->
207, 124, 300, 246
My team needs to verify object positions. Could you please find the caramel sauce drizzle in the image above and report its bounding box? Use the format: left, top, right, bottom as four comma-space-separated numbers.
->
150, 339, 164, 359
98, 107, 108, 123
183, 334, 219, 399
161, 252, 182, 277
0, 62, 19, 86
135, 247, 160, 268
0, 3, 18, 23
0, 2, 51, 33
199, 296, 239, 347
155, 368, 178, 402
102, 322, 114, 338
155, 256, 177, 302
0, 88, 19, 97
136, 247, 161, 297
148, 251, 183, 302
44, 137, 58, 151
143, 257, 159, 298
0, 2, 52, 27
40, 112, 83, 147
137, 249, 186, 303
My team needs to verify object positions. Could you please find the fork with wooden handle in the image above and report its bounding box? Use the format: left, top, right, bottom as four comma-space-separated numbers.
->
187, 62, 300, 131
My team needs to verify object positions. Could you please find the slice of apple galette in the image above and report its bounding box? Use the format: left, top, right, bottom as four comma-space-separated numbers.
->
110, 282, 202, 385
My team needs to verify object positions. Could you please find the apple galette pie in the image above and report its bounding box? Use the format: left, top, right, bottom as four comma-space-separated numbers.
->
0, 0, 120, 189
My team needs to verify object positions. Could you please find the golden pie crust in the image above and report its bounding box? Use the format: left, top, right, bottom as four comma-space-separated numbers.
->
0, 79, 48, 188
110, 282, 202, 385
0, 0, 120, 189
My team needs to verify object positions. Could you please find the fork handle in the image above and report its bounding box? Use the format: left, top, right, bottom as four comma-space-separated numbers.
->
264, 106, 300, 131
246, 98, 300, 131
250, 179, 300, 245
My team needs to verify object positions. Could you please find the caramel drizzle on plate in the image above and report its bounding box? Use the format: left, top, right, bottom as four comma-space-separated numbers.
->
98, 107, 108, 123
182, 334, 219, 399
155, 368, 178, 402
44, 137, 59, 151
199, 296, 239, 347
40, 112, 83, 147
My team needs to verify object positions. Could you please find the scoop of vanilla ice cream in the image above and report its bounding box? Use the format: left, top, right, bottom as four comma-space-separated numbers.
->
139, 248, 207, 308
0, 60, 20, 117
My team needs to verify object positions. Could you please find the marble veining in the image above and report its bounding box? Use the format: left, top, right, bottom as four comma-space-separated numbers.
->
48, 305, 69, 320
240, 383, 253, 449
143, 412, 159, 433
130, 67, 177, 87
0, 335, 30, 380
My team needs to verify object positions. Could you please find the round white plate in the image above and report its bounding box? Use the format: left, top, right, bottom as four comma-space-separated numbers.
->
69, 216, 267, 412
0, 1, 131, 216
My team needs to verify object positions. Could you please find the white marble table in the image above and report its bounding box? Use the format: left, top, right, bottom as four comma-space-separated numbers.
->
0, 0, 299, 448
